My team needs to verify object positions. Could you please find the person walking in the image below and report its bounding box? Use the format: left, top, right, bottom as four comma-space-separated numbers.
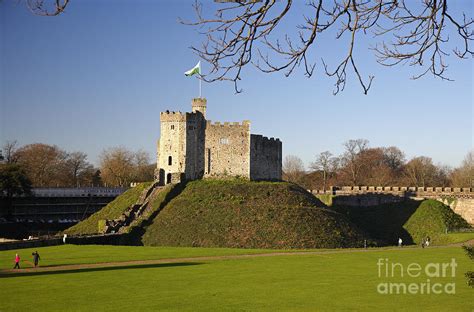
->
13, 253, 20, 269
32, 251, 40, 267
398, 237, 403, 247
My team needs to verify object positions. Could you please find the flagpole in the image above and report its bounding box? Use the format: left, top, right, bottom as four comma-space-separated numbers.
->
199, 60, 202, 98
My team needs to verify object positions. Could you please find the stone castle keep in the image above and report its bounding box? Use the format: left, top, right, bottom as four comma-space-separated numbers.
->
156, 98, 282, 184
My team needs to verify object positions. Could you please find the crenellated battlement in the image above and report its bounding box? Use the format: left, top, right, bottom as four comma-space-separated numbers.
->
157, 98, 282, 185
262, 136, 281, 143
206, 120, 251, 128
160, 110, 206, 123
250, 134, 282, 181
310, 186, 474, 224
251, 134, 282, 145
311, 186, 474, 198
160, 110, 187, 122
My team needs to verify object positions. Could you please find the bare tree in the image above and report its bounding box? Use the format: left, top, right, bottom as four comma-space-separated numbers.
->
283, 155, 305, 184
100, 147, 154, 187
100, 147, 135, 187
461, 151, 474, 187
340, 139, 369, 185
2, 141, 19, 164
63, 151, 94, 187
451, 151, 474, 187
310, 151, 337, 191
134, 149, 155, 182
25, 0, 69, 16
357, 148, 393, 186
403, 156, 438, 187
382, 146, 406, 172
185, 1, 473, 94
434, 163, 452, 187
15, 143, 68, 187
22, 1, 472, 94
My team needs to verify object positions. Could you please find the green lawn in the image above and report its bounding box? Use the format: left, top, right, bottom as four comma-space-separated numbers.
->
440, 232, 474, 244
0, 245, 286, 268
0, 245, 473, 311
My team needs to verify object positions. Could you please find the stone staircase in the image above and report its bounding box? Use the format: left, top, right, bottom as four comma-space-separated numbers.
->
102, 182, 161, 234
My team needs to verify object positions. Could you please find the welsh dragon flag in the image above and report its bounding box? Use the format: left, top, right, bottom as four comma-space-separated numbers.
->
184, 61, 201, 76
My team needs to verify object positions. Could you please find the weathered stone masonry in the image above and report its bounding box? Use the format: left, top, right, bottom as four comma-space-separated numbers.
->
311, 186, 474, 225
156, 98, 282, 184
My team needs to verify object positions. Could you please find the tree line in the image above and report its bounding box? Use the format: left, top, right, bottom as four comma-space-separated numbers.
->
0, 141, 155, 188
283, 139, 473, 190
2, 138, 472, 190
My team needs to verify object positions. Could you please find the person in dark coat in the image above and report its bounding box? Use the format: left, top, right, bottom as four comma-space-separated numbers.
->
32, 251, 40, 267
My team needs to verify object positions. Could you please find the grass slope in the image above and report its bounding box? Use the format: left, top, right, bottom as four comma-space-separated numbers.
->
65, 182, 152, 235
332, 199, 471, 246
121, 183, 182, 245
142, 179, 365, 249
0, 245, 472, 311
403, 199, 471, 244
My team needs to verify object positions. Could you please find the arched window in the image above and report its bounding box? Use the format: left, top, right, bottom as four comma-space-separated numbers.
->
168, 156, 172, 166
171, 125, 175, 130
166, 173, 172, 184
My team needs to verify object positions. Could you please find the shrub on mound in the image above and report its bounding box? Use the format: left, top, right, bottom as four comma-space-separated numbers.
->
403, 199, 471, 244
141, 179, 366, 249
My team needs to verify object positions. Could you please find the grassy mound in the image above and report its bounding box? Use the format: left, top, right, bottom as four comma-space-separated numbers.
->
141, 179, 365, 249
65, 182, 152, 235
403, 199, 471, 244
331, 198, 471, 246
121, 183, 183, 244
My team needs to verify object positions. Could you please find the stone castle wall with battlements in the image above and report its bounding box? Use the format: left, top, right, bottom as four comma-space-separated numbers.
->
310, 186, 474, 224
156, 98, 282, 184
250, 135, 282, 180
204, 121, 251, 178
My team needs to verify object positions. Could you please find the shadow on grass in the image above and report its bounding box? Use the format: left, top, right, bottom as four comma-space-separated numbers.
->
330, 197, 422, 245
0, 262, 202, 278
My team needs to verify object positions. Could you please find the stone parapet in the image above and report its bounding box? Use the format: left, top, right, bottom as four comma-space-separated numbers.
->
311, 186, 474, 199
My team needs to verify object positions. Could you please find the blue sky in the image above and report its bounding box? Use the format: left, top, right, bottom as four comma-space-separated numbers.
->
1, 0, 472, 169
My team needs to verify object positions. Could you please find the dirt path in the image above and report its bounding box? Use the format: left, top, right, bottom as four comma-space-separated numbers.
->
2, 239, 472, 275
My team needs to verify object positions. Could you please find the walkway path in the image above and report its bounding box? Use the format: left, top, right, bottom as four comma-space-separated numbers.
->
2, 239, 472, 275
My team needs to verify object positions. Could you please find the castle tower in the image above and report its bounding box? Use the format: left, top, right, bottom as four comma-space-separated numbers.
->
192, 98, 207, 118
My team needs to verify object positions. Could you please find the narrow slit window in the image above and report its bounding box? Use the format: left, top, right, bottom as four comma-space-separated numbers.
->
168, 156, 172, 166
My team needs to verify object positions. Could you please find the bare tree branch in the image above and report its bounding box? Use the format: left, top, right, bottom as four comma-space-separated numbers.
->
26, 0, 69, 16
184, 0, 473, 94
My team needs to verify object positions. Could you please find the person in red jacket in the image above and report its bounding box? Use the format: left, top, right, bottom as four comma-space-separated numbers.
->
13, 253, 20, 269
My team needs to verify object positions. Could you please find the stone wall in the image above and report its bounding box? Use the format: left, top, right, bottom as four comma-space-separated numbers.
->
0, 234, 127, 251
312, 186, 474, 198
158, 111, 187, 184
204, 121, 251, 178
250, 135, 282, 180
184, 112, 206, 181
156, 98, 282, 183
310, 186, 474, 224
191, 98, 207, 118
439, 198, 474, 225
